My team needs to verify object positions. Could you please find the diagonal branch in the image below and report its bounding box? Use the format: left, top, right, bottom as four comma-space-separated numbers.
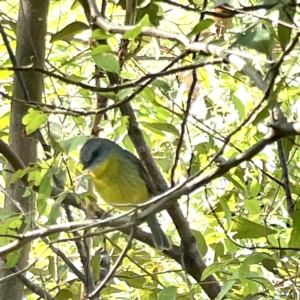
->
1, 121, 300, 293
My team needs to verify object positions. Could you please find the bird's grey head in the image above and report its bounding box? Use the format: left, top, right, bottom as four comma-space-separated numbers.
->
80, 138, 120, 170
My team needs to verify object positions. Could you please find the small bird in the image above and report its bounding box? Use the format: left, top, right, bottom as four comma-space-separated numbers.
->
80, 138, 171, 250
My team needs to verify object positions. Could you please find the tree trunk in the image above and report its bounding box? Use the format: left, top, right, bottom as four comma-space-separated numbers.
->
0, 1, 49, 299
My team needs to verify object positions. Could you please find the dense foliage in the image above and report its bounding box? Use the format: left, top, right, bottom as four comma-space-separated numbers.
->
1, 0, 300, 299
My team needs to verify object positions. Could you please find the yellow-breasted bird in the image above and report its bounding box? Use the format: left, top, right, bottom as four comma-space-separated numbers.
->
80, 138, 171, 250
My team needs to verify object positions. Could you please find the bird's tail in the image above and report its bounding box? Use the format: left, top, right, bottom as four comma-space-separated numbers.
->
147, 216, 171, 250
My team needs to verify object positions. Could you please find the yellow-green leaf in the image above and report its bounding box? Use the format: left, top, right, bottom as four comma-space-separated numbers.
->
22, 108, 48, 135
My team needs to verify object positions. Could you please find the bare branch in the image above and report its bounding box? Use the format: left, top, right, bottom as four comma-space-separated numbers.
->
10, 266, 56, 300
89, 226, 136, 298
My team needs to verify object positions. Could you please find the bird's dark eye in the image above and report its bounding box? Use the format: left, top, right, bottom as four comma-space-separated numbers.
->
91, 150, 99, 159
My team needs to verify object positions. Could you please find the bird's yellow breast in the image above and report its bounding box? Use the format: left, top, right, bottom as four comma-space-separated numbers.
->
89, 154, 151, 210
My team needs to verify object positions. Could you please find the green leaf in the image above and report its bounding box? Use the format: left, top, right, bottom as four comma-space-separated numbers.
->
138, 3, 163, 26
282, 136, 295, 160
262, 258, 277, 274
39, 170, 53, 196
124, 15, 150, 39
232, 27, 272, 56
91, 28, 113, 40
192, 229, 208, 256
118, 271, 147, 289
0, 211, 19, 219
188, 19, 214, 36
0, 112, 10, 130
239, 253, 267, 280
224, 173, 247, 192
289, 209, 300, 247
117, 88, 135, 101
28, 169, 43, 186
46, 204, 60, 226
140, 87, 156, 102
10, 168, 28, 184
6, 249, 22, 268
158, 286, 177, 300
245, 199, 260, 214
59, 136, 89, 155
232, 94, 245, 120
22, 187, 32, 198
50, 21, 89, 42
92, 53, 120, 74
278, 1, 295, 50
1, 19, 17, 34
152, 79, 171, 91
90, 44, 111, 56
216, 278, 236, 300
247, 276, 274, 293
142, 122, 179, 137
220, 198, 232, 229
37, 172, 53, 215
91, 252, 101, 282
0, 215, 23, 245
22, 108, 48, 135
55, 190, 70, 204
249, 178, 261, 198
231, 217, 276, 239
252, 106, 269, 126
56, 290, 73, 300
0, 69, 13, 79
101, 286, 124, 297
201, 262, 227, 281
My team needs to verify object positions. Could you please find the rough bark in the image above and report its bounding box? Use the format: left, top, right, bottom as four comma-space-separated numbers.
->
0, 1, 49, 300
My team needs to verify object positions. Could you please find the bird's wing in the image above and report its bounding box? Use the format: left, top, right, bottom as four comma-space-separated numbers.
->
122, 149, 157, 196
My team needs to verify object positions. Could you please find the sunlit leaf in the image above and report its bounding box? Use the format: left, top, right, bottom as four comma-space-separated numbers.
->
56, 290, 73, 300
10, 168, 28, 184
124, 14, 150, 39
22, 108, 48, 135
91, 28, 113, 40
224, 173, 247, 192
90, 45, 112, 55
0, 70, 13, 79
2, 1, 300, 298
249, 178, 261, 198
232, 94, 245, 120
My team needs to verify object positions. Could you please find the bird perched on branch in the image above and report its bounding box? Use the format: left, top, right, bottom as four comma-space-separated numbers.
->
80, 138, 171, 250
